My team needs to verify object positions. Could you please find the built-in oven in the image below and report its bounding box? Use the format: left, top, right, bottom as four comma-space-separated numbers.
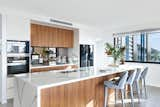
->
7, 57, 29, 75
7, 40, 30, 75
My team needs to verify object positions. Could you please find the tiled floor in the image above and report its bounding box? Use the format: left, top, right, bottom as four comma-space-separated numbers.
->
0, 99, 12, 107
0, 86, 160, 107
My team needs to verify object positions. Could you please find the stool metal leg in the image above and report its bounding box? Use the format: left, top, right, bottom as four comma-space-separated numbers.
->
121, 89, 125, 107
115, 89, 117, 106
144, 79, 147, 99
104, 87, 108, 107
130, 84, 134, 107
136, 81, 140, 103
124, 87, 127, 99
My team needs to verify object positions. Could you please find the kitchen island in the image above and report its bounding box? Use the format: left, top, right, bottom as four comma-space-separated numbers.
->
14, 65, 144, 107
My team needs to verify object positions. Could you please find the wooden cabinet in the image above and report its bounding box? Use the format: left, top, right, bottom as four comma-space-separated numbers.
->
31, 24, 38, 46
48, 27, 57, 47
31, 24, 74, 48
57, 28, 65, 47
64, 29, 74, 48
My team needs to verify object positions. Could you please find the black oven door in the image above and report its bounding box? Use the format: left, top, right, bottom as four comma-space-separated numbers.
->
7, 57, 29, 75
8, 64, 29, 75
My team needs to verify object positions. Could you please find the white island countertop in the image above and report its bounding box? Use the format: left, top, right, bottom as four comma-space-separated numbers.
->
14, 64, 145, 107
15, 64, 144, 90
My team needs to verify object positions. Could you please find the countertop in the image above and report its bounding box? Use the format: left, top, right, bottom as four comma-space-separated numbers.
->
31, 63, 77, 69
15, 64, 144, 90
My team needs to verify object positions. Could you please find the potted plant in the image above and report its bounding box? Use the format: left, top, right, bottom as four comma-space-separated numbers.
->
42, 48, 49, 65
105, 43, 114, 56
105, 43, 125, 66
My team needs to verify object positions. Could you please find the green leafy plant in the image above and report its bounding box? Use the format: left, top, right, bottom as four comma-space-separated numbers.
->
105, 43, 114, 55
105, 43, 125, 65
42, 48, 49, 57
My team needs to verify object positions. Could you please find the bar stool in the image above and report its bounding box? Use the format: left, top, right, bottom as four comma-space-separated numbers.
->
134, 68, 142, 102
104, 71, 128, 107
141, 67, 148, 99
125, 70, 137, 106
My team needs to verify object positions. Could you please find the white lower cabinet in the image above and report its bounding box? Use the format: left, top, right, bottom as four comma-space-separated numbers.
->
7, 77, 15, 99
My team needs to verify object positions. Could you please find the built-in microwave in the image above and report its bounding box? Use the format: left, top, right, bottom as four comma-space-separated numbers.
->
7, 40, 29, 54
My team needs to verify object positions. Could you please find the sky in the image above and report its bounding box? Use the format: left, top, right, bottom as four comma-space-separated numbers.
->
149, 33, 160, 51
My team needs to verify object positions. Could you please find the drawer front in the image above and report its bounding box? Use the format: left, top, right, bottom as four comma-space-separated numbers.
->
7, 77, 15, 89
7, 87, 14, 99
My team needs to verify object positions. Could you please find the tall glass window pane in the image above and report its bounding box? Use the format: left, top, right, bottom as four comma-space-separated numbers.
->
133, 34, 141, 61
148, 32, 160, 62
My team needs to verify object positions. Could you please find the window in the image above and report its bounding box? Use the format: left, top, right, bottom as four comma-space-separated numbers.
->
114, 30, 160, 63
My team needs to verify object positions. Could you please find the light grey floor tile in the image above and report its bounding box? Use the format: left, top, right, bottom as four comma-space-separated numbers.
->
0, 86, 159, 107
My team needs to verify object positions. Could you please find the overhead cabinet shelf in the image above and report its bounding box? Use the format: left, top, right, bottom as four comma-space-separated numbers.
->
31, 24, 74, 48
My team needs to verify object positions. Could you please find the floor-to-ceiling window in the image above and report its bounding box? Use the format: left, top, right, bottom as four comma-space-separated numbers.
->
114, 30, 160, 63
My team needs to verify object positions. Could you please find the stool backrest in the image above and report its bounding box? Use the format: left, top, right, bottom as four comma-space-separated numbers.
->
134, 68, 142, 81
127, 70, 137, 84
118, 71, 128, 89
141, 67, 148, 79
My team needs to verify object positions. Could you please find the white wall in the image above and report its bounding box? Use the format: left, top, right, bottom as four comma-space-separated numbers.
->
0, 13, 2, 104
68, 29, 80, 66
0, 14, 7, 104
6, 14, 30, 41
94, 36, 113, 69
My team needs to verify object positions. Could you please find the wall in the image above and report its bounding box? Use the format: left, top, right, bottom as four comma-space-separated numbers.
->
94, 36, 113, 69
68, 29, 80, 66
0, 13, 2, 103
0, 14, 7, 104
79, 27, 98, 44
6, 14, 30, 40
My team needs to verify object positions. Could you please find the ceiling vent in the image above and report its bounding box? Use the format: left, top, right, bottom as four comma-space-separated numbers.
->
50, 19, 73, 26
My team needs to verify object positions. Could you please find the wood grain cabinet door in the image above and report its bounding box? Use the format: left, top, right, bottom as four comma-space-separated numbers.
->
51, 27, 58, 47
31, 24, 74, 48
41, 25, 48, 47
31, 24, 46, 47
65, 29, 74, 48
31, 24, 38, 46
57, 28, 65, 47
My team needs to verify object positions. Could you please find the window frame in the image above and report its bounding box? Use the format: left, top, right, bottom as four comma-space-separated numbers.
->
114, 32, 160, 64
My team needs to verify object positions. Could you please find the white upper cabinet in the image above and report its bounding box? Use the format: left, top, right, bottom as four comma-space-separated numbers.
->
6, 14, 30, 41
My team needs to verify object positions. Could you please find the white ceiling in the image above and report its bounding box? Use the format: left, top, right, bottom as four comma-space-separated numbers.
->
1, 0, 160, 33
